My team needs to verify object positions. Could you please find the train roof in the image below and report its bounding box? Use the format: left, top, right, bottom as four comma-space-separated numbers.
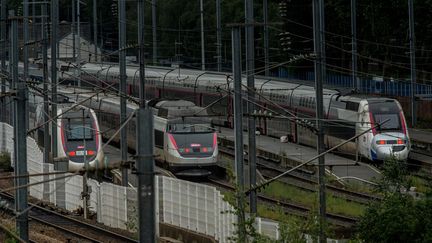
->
58, 104, 93, 119
148, 99, 209, 120
149, 99, 196, 109
75, 62, 396, 103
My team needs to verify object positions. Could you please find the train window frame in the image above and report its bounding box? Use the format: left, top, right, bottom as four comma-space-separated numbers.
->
66, 121, 94, 141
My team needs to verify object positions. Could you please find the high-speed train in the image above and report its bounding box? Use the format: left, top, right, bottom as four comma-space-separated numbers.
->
149, 99, 218, 176
52, 62, 409, 161
30, 93, 105, 172
60, 85, 219, 176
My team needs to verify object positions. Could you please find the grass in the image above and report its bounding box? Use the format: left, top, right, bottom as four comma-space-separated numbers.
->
0, 151, 11, 171
218, 152, 367, 219
343, 180, 379, 195
222, 190, 293, 222
262, 181, 366, 218
407, 174, 431, 194
221, 180, 366, 220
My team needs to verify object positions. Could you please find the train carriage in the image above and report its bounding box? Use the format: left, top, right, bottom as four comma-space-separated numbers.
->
58, 62, 411, 161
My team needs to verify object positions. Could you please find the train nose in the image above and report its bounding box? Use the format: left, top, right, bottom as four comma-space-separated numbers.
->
371, 133, 409, 161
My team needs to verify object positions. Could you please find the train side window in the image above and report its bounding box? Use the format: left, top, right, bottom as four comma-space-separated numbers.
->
154, 130, 164, 148
346, 101, 359, 111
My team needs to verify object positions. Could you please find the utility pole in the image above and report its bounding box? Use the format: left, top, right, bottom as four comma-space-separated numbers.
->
11, 10, 29, 241
93, 0, 97, 62
175, 39, 183, 77
263, 0, 269, 76
351, 0, 358, 90
24, 1, 29, 132
0, 0, 6, 123
32, 0, 36, 44
119, 0, 128, 186
137, 1, 156, 241
42, 2, 50, 201
245, 0, 257, 215
312, 0, 326, 242
216, 0, 222, 72
232, 26, 246, 242
200, 0, 205, 70
138, 0, 145, 103
408, 0, 416, 127
82, 108, 89, 219
152, 0, 157, 65
72, 0, 76, 66
23, 0, 29, 95
51, 0, 58, 165
77, 0, 81, 86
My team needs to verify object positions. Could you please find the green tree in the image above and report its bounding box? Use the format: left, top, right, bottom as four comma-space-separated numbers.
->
357, 157, 432, 243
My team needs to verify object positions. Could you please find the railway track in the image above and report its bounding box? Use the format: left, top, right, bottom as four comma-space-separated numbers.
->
410, 149, 432, 169
257, 162, 381, 204
0, 192, 137, 243
219, 146, 381, 205
207, 177, 358, 227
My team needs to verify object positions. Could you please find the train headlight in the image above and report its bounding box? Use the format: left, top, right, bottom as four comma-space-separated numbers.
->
202, 147, 213, 153
376, 140, 386, 145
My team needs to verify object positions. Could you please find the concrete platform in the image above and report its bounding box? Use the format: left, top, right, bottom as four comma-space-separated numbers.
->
409, 128, 432, 152
218, 127, 381, 183
409, 128, 432, 144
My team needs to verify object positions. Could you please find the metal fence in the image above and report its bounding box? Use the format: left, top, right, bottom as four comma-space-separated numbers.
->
0, 122, 237, 242
159, 176, 236, 242
254, 217, 347, 243
277, 68, 432, 97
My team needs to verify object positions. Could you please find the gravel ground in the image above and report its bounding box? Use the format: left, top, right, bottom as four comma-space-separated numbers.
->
0, 172, 88, 242
0, 171, 137, 242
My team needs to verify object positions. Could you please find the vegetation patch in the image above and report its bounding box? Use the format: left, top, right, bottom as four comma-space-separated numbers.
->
262, 181, 366, 218
0, 151, 12, 171
355, 157, 432, 242
407, 174, 430, 194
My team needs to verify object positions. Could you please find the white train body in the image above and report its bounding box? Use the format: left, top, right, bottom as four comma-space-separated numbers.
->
55, 106, 105, 172
151, 100, 219, 176
62, 90, 219, 176
32, 99, 105, 172
50, 62, 410, 161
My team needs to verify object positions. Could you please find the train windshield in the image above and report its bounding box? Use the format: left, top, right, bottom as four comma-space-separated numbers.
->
68, 123, 94, 140
373, 114, 401, 131
168, 123, 213, 133
369, 100, 402, 132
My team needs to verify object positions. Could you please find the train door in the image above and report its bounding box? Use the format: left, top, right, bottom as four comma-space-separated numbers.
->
153, 117, 166, 161
291, 108, 298, 143
357, 102, 371, 159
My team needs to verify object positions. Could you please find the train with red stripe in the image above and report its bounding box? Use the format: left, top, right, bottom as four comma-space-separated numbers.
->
55, 62, 410, 161
33, 102, 105, 172
66, 91, 219, 176
149, 99, 219, 176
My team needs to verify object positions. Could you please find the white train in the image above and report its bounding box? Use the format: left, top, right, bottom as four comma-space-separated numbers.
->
50, 62, 409, 161
58, 85, 219, 176
149, 99, 219, 176
31, 99, 105, 172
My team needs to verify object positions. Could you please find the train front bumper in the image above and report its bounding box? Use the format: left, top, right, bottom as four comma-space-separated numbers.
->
371, 133, 410, 161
